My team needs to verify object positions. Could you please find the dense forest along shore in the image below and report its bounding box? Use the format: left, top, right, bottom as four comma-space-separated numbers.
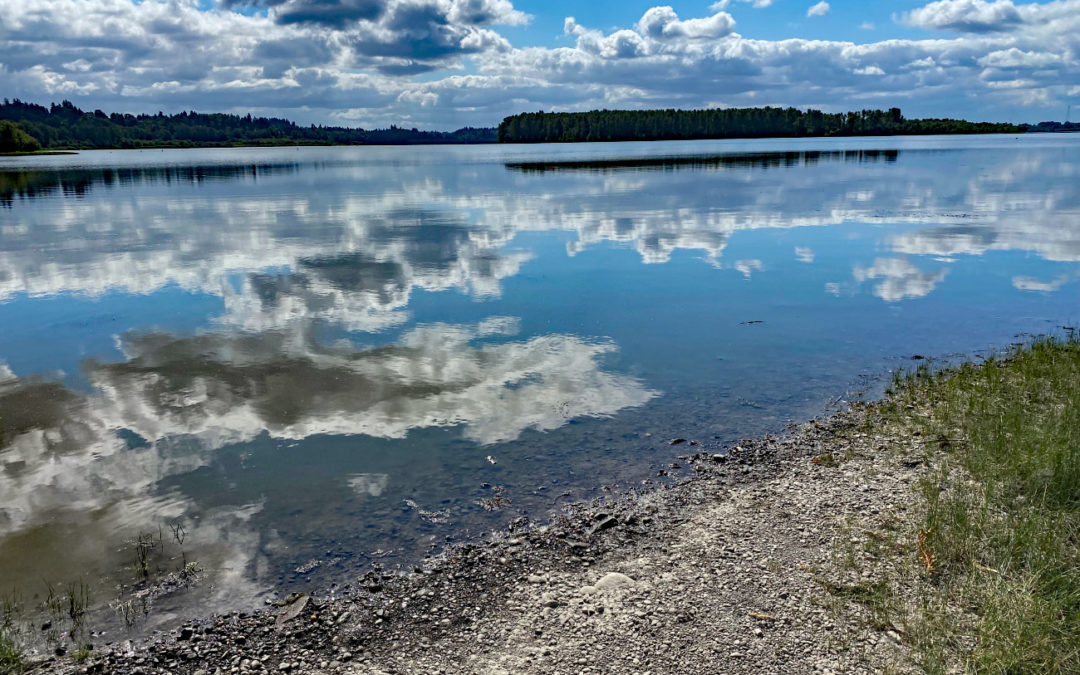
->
2, 100, 1062, 153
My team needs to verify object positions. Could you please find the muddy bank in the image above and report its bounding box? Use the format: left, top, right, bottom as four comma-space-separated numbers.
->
36, 404, 926, 674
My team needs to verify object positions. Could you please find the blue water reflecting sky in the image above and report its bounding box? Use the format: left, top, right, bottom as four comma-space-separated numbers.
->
0, 134, 1078, 629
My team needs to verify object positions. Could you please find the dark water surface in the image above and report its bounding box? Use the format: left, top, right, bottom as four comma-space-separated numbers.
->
1, 135, 1078, 634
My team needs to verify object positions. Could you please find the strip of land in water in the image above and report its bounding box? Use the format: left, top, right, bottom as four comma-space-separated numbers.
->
4, 338, 1078, 674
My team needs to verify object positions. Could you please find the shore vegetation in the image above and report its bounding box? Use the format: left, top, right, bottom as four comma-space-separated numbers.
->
876, 337, 1080, 672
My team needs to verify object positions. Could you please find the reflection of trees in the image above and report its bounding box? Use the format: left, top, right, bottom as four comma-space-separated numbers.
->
0, 163, 300, 206
505, 150, 899, 173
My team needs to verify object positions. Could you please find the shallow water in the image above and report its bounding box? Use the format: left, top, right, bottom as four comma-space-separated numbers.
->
1, 134, 1078, 635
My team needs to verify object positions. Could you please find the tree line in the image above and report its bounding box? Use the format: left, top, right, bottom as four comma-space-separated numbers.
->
496, 107, 1026, 143
0, 120, 43, 153
0, 99, 495, 151
0, 100, 1046, 153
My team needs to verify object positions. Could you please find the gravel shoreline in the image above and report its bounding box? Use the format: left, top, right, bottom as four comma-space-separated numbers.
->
41, 403, 928, 675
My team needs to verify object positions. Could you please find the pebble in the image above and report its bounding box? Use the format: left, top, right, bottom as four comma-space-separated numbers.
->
594, 572, 634, 591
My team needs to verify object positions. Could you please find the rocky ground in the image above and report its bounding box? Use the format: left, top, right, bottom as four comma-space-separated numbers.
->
40, 404, 931, 675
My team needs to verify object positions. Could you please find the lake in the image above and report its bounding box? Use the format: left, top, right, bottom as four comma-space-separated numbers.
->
1, 134, 1078, 636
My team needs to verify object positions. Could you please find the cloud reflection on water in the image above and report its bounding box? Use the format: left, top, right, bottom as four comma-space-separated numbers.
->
0, 145, 1078, 318
90, 318, 656, 447
1, 316, 654, 533
852, 257, 950, 302
1, 139, 1079, 631
0, 314, 656, 623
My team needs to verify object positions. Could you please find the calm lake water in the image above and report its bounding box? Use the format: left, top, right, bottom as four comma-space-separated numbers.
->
1, 135, 1078, 635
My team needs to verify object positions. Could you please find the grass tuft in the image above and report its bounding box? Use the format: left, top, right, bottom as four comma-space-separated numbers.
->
0, 595, 23, 675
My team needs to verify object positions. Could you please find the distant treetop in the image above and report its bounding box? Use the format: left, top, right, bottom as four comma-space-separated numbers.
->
0, 99, 496, 150
496, 107, 1026, 143
0, 100, 1040, 152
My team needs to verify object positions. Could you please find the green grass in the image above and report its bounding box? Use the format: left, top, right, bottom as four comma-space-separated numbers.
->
0, 632, 22, 675
884, 337, 1080, 673
1, 588, 23, 674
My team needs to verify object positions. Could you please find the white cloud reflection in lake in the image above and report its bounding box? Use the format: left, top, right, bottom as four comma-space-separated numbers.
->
1, 135, 1079, 634
0, 141, 1077, 319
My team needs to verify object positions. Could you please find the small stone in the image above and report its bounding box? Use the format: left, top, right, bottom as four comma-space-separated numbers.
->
594, 572, 634, 591
587, 516, 618, 536
275, 595, 311, 627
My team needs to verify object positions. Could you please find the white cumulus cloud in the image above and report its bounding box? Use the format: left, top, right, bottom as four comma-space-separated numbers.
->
0, 0, 1078, 128
903, 0, 1022, 32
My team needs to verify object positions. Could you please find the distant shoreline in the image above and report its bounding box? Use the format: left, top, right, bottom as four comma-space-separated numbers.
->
496, 107, 1027, 144
0, 150, 78, 157
5, 130, 1072, 156
7, 100, 1074, 155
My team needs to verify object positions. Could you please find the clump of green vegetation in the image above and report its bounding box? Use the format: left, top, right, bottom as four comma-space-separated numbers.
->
0, 120, 41, 154
0, 631, 22, 675
885, 336, 1080, 673
1, 592, 25, 675
72, 643, 92, 662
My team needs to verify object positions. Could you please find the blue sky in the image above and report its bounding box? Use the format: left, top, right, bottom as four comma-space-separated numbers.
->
1, 0, 1077, 128
504, 2, 923, 44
